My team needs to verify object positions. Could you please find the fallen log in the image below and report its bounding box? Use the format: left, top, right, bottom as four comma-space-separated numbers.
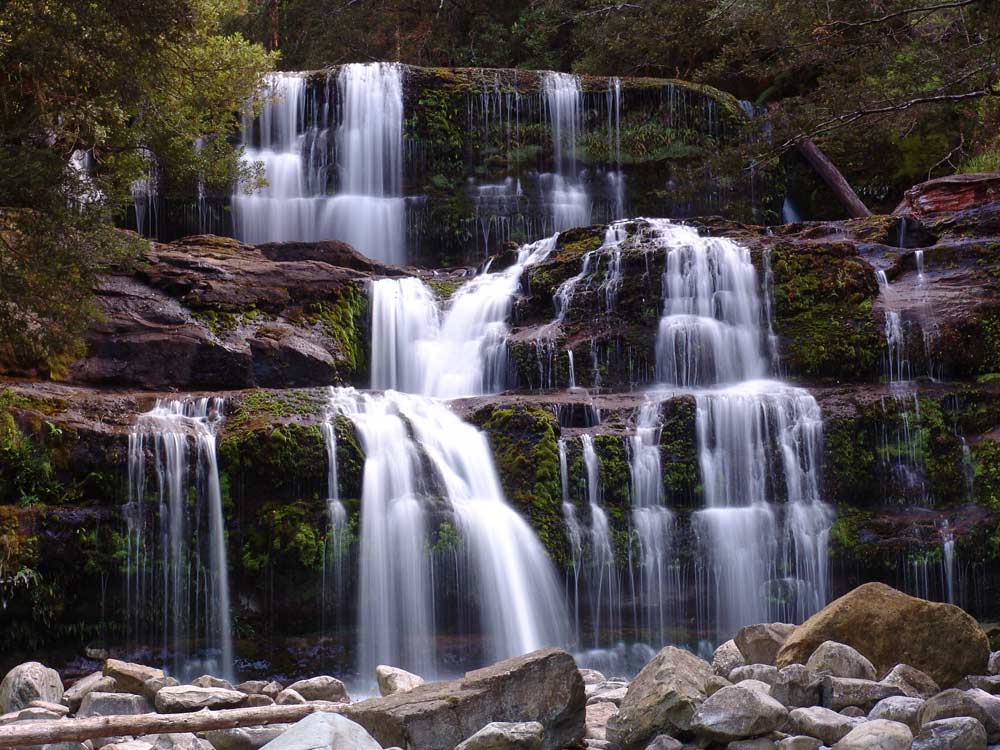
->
0, 704, 336, 748
797, 137, 872, 218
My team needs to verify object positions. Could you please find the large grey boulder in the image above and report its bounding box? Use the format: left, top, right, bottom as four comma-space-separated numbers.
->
918, 689, 1000, 742
587, 682, 628, 706
0, 662, 64, 713
912, 717, 988, 750
63, 672, 116, 713
579, 669, 606, 686
154, 686, 247, 713
285, 677, 348, 704
78, 692, 152, 718
868, 696, 924, 733
606, 646, 713, 750
259, 713, 381, 750
342, 648, 583, 750
454, 721, 544, 750
730, 665, 780, 687
143, 676, 181, 703
735, 624, 798, 666
786, 706, 864, 745
821, 676, 902, 711
274, 690, 305, 706
714, 641, 747, 678
881, 664, 940, 700
806, 642, 877, 681
831, 719, 912, 750
957, 676, 1000, 694
375, 667, 423, 698
689, 684, 788, 741
203, 725, 290, 750
644, 736, 682, 750
773, 665, 822, 708
234, 681, 269, 696
104, 661, 164, 696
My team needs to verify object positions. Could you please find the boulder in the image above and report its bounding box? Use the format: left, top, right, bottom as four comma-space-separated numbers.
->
689, 684, 788, 741
881, 664, 940, 700
375, 667, 423, 698
29, 700, 70, 716
104, 661, 164, 696
605, 646, 713, 750
868, 696, 924, 733
234, 681, 269, 696
455, 721, 544, 750
730, 666, 780, 687
342, 648, 584, 750
150, 734, 215, 750
734, 680, 774, 696
895, 173, 1000, 217
727, 740, 774, 750
586, 703, 618, 741
957, 676, 1000, 694
772, 665, 822, 708
714, 641, 747, 677
259, 713, 380, 750
841, 706, 867, 717
78, 692, 152, 718
261, 682, 283, 700
917, 689, 1000, 742
274, 690, 306, 706
203, 725, 290, 750
912, 717, 988, 750
831, 719, 913, 750
244, 695, 274, 708
821, 676, 903, 711
776, 737, 822, 750
17, 706, 65, 720
143, 676, 181, 702
644, 736, 682, 750
154, 686, 247, 713
42, 743, 92, 750
63, 672, 116, 713
0, 662, 64, 713
786, 706, 864, 745
989, 653, 1000, 677
285, 676, 348, 704
806, 642, 877, 681
579, 670, 607, 686
587, 682, 629, 706
736, 624, 798, 666
705, 676, 732, 697
191, 676, 234, 691
776, 583, 990, 687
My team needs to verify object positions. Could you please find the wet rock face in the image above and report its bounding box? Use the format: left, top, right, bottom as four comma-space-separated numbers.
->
65, 235, 374, 390
896, 173, 1000, 218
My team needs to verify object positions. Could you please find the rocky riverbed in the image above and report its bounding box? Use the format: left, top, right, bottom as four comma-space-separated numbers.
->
2, 584, 999, 750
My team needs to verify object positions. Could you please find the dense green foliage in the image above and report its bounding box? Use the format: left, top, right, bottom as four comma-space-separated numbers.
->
1, 0, 274, 372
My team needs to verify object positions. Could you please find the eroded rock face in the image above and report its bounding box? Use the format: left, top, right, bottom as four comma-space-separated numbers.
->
342, 648, 584, 750
776, 583, 990, 686
0, 662, 64, 713
604, 646, 713, 750
895, 173, 1000, 218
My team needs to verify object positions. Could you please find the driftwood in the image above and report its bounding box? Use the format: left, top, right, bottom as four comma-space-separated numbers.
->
797, 138, 872, 218
0, 704, 336, 748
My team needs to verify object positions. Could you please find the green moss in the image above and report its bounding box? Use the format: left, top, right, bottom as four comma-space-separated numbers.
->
302, 282, 368, 374
242, 500, 326, 573
972, 440, 1000, 510
829, 504, 876, 557
659, 397, 699, 501
425, 279, 462, 300
471, 404, 566, 562
225, 389, 327, 434
823, 417, 879, 505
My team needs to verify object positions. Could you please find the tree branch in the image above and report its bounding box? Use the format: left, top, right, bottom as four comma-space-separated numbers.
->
820, 0, 978, 31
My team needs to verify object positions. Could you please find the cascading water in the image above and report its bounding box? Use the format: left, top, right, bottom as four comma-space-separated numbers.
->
580, 435, 619, 648
369, 235, 557, 397
233, 65, 406, 264
126, 399, 233, 680
327, 388, 568, 680
645, 218, 833, 638
543, 73, 591, 232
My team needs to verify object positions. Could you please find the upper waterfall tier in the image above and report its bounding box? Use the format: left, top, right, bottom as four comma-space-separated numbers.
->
140, 65, 762, 265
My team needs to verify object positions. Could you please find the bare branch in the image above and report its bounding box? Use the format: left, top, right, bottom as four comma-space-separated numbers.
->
820, 0, 978, 31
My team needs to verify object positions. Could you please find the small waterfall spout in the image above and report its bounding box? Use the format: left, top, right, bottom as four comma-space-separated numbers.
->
127, 398, 233, 680
543, 73, 591, 231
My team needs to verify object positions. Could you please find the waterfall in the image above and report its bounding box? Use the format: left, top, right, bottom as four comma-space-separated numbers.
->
643, 218, 833, 638
628, 402, 678, 642
328, 387, 569, 681
127, 399, 233, 680
650, 220, 768, 386
560, 439, 583, 638
233, 65, 406, 264
941, 522, 956, 605
543, 72, 590, 231
580, 435, 619, 648
370, 234, 557, 397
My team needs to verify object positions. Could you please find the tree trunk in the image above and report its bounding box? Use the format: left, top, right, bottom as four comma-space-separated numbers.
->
0, 704, 333, 748
797, 138, 872, 218
268, 0, 279, 50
